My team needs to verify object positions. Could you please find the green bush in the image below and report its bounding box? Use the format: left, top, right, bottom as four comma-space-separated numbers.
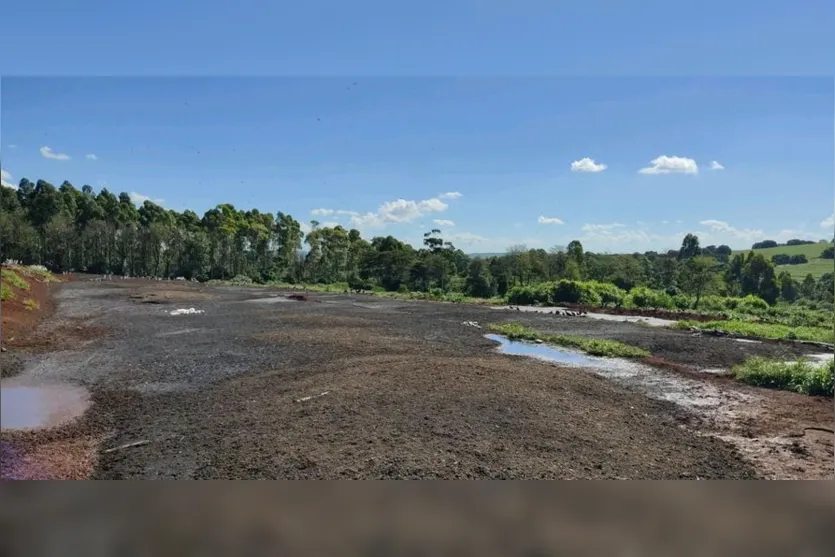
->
737, 294, 769, 313
228, 274, 253, 285
550, 280, 602, 306
732, 357, 833, 397
627, 287, 674, 310
672, 294, 692, 310
506, 283, 551, 305
587, 281, 626, 307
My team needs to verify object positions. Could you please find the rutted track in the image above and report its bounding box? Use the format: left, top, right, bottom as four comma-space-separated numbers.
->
1, 279, 831, 479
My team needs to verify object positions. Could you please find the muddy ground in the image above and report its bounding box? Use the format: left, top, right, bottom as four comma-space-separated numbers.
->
1, 278, 832, 479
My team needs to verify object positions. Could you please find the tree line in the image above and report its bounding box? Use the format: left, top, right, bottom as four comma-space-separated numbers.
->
1, 178, 832, 309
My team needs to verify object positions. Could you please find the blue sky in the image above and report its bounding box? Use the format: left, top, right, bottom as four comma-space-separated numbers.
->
2, 77, 832, 253
1, 1, 833, 253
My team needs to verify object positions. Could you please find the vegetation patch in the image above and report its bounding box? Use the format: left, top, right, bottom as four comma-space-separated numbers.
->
731, 357, 833, 397
0, 282, 14, 301
488, 322, 650, 359
675, 319, 834, 344
23, 298, 40, 311
1, 269, 30, 291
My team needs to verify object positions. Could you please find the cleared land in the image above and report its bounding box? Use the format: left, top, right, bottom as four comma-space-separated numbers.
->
1, 277, 832, 480
734, 241, 834, 279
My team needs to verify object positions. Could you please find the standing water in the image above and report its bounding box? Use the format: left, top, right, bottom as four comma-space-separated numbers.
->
1, 380, 89, 431
484, 334, 594, 366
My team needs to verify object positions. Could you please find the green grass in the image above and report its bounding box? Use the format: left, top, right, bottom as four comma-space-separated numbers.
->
21, 265, 61, 283
675, 319, 834, 344
731, 357, 833, 397
0, 283, 14, 301
23, 298, 39, 311
1, 269, 30, 291
488, 322, 650, 359
733, 241, 834, 280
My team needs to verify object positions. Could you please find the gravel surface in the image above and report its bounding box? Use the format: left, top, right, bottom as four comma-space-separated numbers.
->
1, 279, 832, 479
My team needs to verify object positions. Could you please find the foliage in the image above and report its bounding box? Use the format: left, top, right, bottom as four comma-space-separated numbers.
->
770, 253, 808, 265
488, 322, 650, 358
1, 269, 30, 290
23, 297, 40, 311
731, 357, 833, 397
821, 246, 834, 259
550, 280, 602, 306
736, 294, 769, 312
0, 282, 13, 301
625, 287, 674, 310
675, 319, 834, 344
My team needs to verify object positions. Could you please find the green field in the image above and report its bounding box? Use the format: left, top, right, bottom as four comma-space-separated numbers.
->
733, 241, 834, 280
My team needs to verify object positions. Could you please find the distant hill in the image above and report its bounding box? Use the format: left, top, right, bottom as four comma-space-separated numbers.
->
733, 240, 834, 280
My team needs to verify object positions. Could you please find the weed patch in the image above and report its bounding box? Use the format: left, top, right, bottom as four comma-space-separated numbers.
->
488, 322, 650, 358
675, 319, 834, 344
1, 269, 30, 291
732, 357, 833, 397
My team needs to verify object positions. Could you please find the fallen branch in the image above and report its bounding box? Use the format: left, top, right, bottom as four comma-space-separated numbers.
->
803, 427, 835, 435
294, 391, 329, 403
103, 440, 150, 453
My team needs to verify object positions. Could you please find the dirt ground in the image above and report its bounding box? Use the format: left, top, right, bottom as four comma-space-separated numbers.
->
1, 277, 832, 479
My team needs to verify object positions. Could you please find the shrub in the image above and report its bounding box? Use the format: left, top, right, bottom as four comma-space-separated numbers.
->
587, 281, 626, 307
627, 287, 674, 310
732, 357, 833, 397
228, 274, 253, 285
672, 294, 692, 310
506, 283, 551, 306
698, 295, 728, 311
550, 280, 602, 306
737, 294, 768, 313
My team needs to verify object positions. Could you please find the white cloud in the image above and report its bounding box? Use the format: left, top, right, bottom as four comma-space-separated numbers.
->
443, 231, 545, 252
311, 208, 360, 217
709, 160, 724, 170
129, 192, 165, 205
821, 213, 835, 229
579, 225, 683, 253
40, 146, 71, 161
433, 219, 455, 227
661, 220, 670, 224
1, 168, 14, 188
581, 223, 626, 232
570, 157, 607, 173
537, 216, 564, 225
349, 197, 449, 229
638, 155, 698, 175
439, 191, 463, 199
321, 221, 340, 228
698, 219, 822, 246
86, 153, 98, 160
698, 219, 765, 243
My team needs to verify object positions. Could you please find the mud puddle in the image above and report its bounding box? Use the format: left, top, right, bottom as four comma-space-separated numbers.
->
1, 379, 90, 431
485, 334, 593, 366
485, 334, 753, 411
490, 305, 677, 327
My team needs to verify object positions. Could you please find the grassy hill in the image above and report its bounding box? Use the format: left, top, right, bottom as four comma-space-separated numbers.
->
733, 241, 834, 279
